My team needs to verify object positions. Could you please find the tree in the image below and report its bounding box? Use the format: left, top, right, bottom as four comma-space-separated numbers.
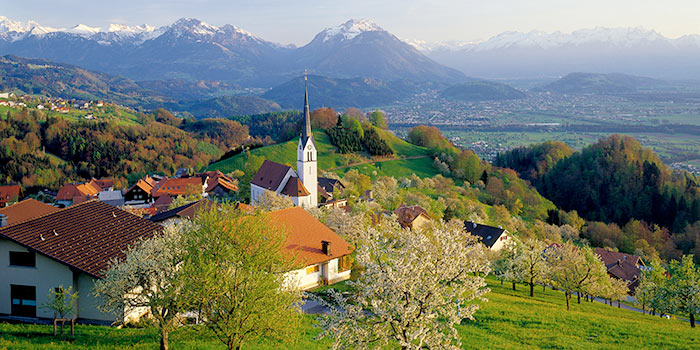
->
93, 225, 184, 350
609, 278, 629, 308
369, 109, 387, 129
636, 257, 667, 315
492, 238, 519, 290
253, 190, 294, 211
180, 204, 302, 349
317, 220, 490, 350
311, 107, 338, 130
513, 238, 549, 297
663, 255, 700, 327
547, 242, 608, 310
41, 285, 78, 334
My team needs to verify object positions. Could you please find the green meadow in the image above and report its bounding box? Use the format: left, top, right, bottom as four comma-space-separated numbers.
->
2, 277, 696, 349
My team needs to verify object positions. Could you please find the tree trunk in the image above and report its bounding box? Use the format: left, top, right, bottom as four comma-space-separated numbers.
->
500, 279, 503, 286
160, 328, 169, 350
512, 281, 516, 291
618, 300, 621, 308
577, 293, 581, 304
691, 313, 695, 328
530, 278, 534, 297
642, 303, 645, 315
565, 292, 570, 310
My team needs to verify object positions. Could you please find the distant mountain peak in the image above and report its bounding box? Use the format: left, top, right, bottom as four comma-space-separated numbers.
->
321, 19, 384, 42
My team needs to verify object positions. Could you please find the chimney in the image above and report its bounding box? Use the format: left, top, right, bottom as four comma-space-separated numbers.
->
0, 214, 7, 228
321, 240, 331, 256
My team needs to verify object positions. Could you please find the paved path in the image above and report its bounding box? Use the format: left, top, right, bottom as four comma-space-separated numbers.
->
326, 155, 429, 172
572, 292, 690, 322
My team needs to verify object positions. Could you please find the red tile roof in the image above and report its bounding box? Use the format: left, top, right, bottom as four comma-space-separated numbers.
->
251, 160, 293, 191
269, 207, 353, 266
280, 177, 310, 197
153, 177, 204, 197
0, 200, 162, 278
0, 199, 60, 226
0, 185, 21, 205
394, 205, 431, 228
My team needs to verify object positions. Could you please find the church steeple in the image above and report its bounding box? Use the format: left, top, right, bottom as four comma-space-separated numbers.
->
302, 71, 312, 141
297, 71, 318, 207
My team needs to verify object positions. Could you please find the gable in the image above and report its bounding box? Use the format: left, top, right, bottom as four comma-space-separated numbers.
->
251, 160, 295, 191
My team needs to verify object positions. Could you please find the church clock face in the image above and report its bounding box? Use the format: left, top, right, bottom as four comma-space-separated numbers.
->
307, 144, 312, 150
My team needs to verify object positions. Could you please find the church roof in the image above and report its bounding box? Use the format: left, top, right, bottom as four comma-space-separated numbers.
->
251, 160, 294, 191
280, 177, 311, 197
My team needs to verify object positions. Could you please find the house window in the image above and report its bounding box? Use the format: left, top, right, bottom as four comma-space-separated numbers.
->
11, 284, 36, 317
306, 265, 320, 274
339, 255, 352, 273
9, 251, 35, 267
307, 152, 312, 161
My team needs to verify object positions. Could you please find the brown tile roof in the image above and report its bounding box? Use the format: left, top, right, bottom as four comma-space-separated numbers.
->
269, 207, 353, 266
0, 200, 162, 278
0, 199, 60, 227
153, 177, 204, 197
0, 185, 21, 205
595, 248, 644, 267
394, 205, 431, 228
251, 160, 293, 191
89, 178, 114, 190
280, 177, 310, 197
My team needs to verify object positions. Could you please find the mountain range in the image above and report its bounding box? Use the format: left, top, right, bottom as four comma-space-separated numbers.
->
0, 17, 465, 86
415, 27, 700, 80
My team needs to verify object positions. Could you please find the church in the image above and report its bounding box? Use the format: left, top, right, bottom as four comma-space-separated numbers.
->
250, 75, 321, 208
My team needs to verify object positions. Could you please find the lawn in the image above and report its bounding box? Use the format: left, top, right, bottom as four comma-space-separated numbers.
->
2, 277, 696, 349
207, 128, 439, 179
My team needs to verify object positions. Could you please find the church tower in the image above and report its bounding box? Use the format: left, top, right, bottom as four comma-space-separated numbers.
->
297, 73, 318, 207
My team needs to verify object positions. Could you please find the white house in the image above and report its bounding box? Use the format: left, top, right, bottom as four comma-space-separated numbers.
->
464, 221, 510, 251
0, 200, 162, 323
269, 207, 353, 290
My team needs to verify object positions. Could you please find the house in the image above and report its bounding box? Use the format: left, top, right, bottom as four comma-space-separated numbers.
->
595, 248, 645, 292
464, 221, 510, 251
56, 178, 114, 207
250, 74, 318, 208
395, 205, 431, 230
191, 171, 238, 197
0, 200, 162, 323
318, 178, 345, 203
271, 207, 353, 290
150, 202, 352, 290
0, 199, 60, 228
152, 177, 207, 199
124, 176, 157, 206
0, 185, 21, 207
98, 190, 125, 207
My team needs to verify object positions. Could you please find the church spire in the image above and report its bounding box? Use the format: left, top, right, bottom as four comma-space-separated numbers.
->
302, 71, 312, 141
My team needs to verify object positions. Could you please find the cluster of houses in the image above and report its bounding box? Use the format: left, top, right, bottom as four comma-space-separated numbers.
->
0, 92, 106, 117
0, 81, 644, 326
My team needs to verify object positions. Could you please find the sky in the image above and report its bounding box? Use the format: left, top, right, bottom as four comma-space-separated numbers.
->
5, 0, 700, 45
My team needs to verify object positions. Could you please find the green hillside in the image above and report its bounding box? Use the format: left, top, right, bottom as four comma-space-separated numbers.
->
207, 128, 436, 179
2, 277, 696, 349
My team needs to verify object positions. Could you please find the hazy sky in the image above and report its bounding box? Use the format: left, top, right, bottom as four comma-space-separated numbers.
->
5, 0, 700, 45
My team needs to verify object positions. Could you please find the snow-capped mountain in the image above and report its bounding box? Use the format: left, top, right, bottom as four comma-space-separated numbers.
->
295, 19, 465, 82
318, 19, 384, 42
0, 17, 466, 85
417, 27, 700, 79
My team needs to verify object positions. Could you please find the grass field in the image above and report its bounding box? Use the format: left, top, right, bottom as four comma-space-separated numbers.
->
2, 277, 696, 349
207, 128, 438, 179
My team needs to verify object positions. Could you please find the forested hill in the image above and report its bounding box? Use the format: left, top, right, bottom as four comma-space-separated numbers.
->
495, 135, 700, 260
